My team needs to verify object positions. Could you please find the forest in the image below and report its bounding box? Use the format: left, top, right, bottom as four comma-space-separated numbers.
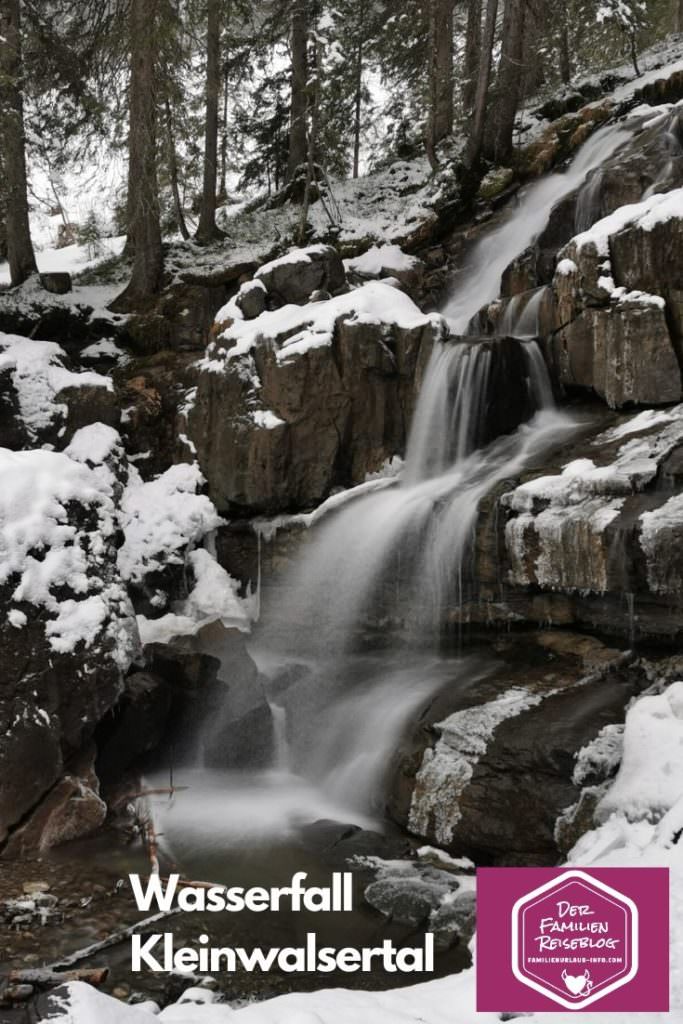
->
1, 0, 683, 1022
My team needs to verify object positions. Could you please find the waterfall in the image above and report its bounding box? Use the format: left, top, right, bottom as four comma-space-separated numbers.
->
152, 121, 641, 849
441, 122, 630, 332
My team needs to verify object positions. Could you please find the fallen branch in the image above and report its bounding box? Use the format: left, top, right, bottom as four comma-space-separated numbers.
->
8, 967, 109, 989
46, 906, 182, 971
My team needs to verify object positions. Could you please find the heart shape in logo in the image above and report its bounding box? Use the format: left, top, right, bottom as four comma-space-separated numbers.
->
563, 973, 588, 996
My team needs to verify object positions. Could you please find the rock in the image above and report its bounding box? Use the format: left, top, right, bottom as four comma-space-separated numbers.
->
144, 626, 269, 769
95, 672, 173, 787
553, 300, 681, 408
0, 334, 115, 450
55, 383, 121, 440
390, 635, 647, 864
235, 279, 267, 319
0, 440, 137, 848
39, 272, 72, 295
477, 167, 515, 202
254, 244, 346, 305
189, 283, 441, 515
3, 745, 107, 856
118, 350, 198, 477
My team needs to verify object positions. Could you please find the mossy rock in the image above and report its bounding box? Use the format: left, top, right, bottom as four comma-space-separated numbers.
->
477, 166, 515, 201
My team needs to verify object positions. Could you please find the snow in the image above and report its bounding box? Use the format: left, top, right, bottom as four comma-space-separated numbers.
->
0, 235, 126, 287
573, 723, 624, 786
556, 258, 577, 275
81, 337, 128, 362
117, 464, 223, 586
0, 332, 112, 439
66, 421, 121, 467
597, 407, 679, 441
137, 549, 250, 646
408, 687, 545, 845
344, 244, 419, 278
207, 282, 435, 369
0, 445, 135, 663
253, 410, 285, 430
597, 682, 683, 820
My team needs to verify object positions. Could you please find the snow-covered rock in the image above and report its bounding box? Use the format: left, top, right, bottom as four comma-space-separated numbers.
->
0, 332, 116, 448
190, 281, 444, 515
0, 434, 138, 847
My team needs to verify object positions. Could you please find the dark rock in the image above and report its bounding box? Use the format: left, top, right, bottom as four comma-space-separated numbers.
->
3, 745, 106, 856
39, 272, 72, 295
389, 634, 646, 864
55, 383, 121, 441
145, 626, 270, 770
254, 245, 346, 305
235, 280, 267, 319
0, 442, 136, 848
96, 672, 173, 787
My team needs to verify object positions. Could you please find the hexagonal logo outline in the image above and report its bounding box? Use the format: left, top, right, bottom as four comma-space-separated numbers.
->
511, 869, 639, 1010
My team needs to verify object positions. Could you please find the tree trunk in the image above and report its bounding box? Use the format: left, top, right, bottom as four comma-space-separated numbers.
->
111, 0, 163, 311
219, 65, 229, 202
426, 0, 455, 167
463, 0, 481, 113
287, 1, 308, 183
352, 36, 363, 178
464, 0, 499, 171
0, 0, 37, 287
196, 0, 224, 242
484, 0, 526, 165
629, 30, 640, 77
299, 30, 320, 243
678, 0, 683, 33
165, 98, 189, 241
558, 4, 571, 84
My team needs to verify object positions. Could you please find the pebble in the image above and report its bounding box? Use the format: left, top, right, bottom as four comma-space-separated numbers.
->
113, 984, 131, 1000
22, 882, 50, 896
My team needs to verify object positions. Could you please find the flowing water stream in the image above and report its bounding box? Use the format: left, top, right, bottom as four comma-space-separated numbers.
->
148, 118, 637, 870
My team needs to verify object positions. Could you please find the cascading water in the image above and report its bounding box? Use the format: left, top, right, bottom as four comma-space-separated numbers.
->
150, 119, 641, 856
442, 121, 630, 332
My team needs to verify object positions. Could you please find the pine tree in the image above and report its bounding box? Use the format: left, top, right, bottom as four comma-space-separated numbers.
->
77, 209, 104, 260
596, 0, 647, 75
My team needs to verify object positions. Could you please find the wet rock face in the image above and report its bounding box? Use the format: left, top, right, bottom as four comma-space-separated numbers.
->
389, 634, 645, 865
454, 404, 683, 644
189, 279, 441, 516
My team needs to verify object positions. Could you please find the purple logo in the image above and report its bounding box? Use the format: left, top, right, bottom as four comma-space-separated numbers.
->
477, 867, 669, 1011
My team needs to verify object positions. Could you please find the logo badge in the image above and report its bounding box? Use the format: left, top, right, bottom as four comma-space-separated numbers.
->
477, 867, 669, 1011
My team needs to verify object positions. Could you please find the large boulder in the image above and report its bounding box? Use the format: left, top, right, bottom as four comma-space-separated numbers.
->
189, 281, 443, 515
0, 429, 138, 849
548, 187, 683, 408
0, 333, 116, 449
389, 632, 646, 864
253, 244, 346, 305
